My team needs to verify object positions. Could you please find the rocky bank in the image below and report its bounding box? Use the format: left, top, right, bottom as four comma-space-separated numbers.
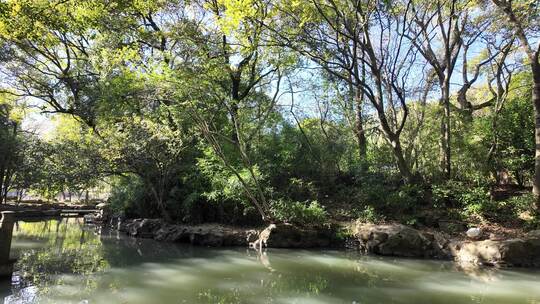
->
116, 218, 344, 248
104, 213, 540, 268
354, 222, 540, 267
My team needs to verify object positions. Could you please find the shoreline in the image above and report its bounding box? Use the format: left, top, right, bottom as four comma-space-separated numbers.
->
109, 217, 540, 269
4, 202, 540, 269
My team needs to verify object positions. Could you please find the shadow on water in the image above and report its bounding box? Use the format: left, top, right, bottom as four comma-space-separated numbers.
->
3, 218, 540, 304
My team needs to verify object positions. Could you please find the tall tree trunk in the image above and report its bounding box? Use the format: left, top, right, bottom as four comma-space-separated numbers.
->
440, 82, 451, 180
531, 63, 540, 212
391, 138, 413, 184
2, 185, 8, 204
354, 88, 367, 159
379, 120, 413, 183
352, 57, 368, 161
0, 162, 4, 204
149, 184, 171, 222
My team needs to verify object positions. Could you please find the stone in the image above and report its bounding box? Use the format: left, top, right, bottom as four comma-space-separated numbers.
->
489, 233, 504, 241
526, 230, 540, 238
354, 223, 449, 258
265, 223, 338, 248
154, 224, 248, 246
456, 240, 502, 266
466, 227, 483, 240
455, 234, 540, 267
115, 218, 341, 248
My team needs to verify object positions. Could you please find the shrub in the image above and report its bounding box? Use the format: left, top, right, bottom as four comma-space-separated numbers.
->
269, 199, 327, 225
385, 183, 426, 212
507, 193, 536, 214
459, 187, 491, 216
353, 183, 389, 209
432, 180, 470, 207
355, 205, 384, 223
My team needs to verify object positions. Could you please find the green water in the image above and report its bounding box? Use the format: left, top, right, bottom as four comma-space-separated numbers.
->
2, 219, 540, 304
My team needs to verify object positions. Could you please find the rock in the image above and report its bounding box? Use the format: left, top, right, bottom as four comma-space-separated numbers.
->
266, 223, 339, 248
121, 220, 342, 248
489, 233, 504, 241
190, 228, 225, 246
456, 233, 540, 267
354, 223, 449, 258
154, 224, 248, 246
430, 231, 452, 255
526, 230, 540, 238
466, 227, 482, 240
353, 223, 540, 266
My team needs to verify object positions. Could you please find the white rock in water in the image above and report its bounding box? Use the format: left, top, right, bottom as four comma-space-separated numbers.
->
466, 227, 482, 239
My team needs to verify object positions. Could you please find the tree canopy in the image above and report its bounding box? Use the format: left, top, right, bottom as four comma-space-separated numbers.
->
1, 0, 539, 226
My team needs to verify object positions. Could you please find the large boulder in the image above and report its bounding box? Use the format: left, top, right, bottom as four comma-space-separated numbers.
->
154, 224, 248, 246
455, 230, 540, 267
266, 223, 341, 248
153, 223, 340, 248
354, 223, 450, 258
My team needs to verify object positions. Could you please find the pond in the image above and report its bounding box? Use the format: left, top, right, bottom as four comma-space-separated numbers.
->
2, 218, 540, 304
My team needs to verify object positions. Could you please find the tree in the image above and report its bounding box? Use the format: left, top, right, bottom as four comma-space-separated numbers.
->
0, 0, 113, 128
406, 0, 501, 179
0, 96, 20, 203
9, 134, 48, 202
490, 0, 540, 210
100, 116, 192, 220
269, 0, 421, 182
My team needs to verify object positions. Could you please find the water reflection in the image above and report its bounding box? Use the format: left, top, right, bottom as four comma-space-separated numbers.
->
3, 219, 540, 304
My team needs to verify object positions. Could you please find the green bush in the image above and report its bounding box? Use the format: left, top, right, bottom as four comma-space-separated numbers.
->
430, 181, 534, 221
432, 180, 470, 207
353, 183, 389, 208
507, 193, 536, 214
385, 184, 426, 212
433, 181, 487, 205
459, 187, 491, 216
269, 199, 328, 225
355, 205, 384, 223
